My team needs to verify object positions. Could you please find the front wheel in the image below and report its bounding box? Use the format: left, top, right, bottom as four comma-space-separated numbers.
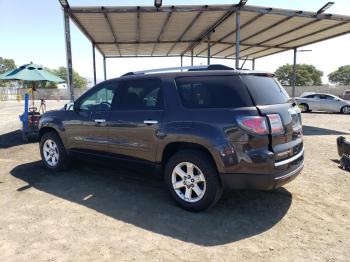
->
164, 150, 222, 212
341, 106, 350, 114
39, 131, 70, 171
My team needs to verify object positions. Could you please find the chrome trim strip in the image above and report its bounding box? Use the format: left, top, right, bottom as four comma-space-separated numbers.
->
274, 148, 304, 167
274, 161, 304, 180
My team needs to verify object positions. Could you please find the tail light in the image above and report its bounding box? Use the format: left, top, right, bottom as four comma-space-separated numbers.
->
237, 114, 284, 135
237, 116, 268, 134
267, 114, 284, 134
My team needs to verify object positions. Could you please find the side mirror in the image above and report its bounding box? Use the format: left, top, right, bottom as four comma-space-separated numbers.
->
73, 101, 80, 112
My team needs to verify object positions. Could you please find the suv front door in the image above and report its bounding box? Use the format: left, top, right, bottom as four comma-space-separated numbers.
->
108, 78, 164, 162
65, 82, 117, 153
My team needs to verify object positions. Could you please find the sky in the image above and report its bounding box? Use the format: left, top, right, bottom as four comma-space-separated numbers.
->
1, 0, 350, 85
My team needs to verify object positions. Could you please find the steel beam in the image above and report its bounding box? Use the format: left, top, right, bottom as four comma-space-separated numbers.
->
191, 50, 194, 66
103, 57, 107, 80
105, 55, 248, 60
197, 13, 265, 56
180, 55, 183, 71
63, 9, 74, 101
252, 58, 255, 70
276, 21, 348, 48
151, 10, 173, 56
103, 10, 121, 56
207, 34, 210, 65
292, 47, 297, 98
96, 40, 290, 49
166, 11, 203, 56
222, 16, 293, 57
181, 7, 237, 56
136, 7, 141, 56
92, 43, 97, 85
70, 5, 350, 22
235, 11, 240, 69
238, 19, 320, 56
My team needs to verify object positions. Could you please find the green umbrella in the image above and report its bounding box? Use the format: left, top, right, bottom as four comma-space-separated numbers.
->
0, 63, 65, 118
0, 63, 64, 82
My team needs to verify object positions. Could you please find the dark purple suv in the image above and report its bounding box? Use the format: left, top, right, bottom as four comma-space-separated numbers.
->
39, 65, 304, 212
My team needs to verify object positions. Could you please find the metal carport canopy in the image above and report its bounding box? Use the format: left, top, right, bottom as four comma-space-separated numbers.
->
68, 4, 350, 60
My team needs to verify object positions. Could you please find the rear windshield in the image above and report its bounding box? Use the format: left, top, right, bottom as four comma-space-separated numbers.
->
240, 75, 290, 105
175, 75, 253, 108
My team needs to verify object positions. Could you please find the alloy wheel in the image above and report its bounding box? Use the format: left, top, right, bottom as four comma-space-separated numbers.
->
43, 139, 59, 167
171, 162, 206, 203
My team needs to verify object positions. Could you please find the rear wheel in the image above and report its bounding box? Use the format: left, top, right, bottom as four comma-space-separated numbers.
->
39, 131, 70, 171
164, 150, 222, 212
299, 103, 309, 113
341, 106, 350, 114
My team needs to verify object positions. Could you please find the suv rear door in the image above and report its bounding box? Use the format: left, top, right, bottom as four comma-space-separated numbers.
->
241, 75, 302, 159
108, 78, 164, 162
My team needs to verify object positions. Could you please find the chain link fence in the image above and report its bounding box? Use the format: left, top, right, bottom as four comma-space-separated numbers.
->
1, 85, 350, 101
0, 87, 88, 101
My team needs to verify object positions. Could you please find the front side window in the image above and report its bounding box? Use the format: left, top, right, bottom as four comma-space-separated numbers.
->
80, 83, 116, 111
114, 79, 163, 110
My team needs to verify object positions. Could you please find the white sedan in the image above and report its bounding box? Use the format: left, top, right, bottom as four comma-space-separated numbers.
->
296, 93, 350, 114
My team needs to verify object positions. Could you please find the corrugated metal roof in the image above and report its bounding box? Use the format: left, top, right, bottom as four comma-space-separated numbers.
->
67, 4, 350, 59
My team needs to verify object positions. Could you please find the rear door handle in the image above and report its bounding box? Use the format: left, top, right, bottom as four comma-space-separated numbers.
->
95, 119, 106, 125
144, 120, 158, 125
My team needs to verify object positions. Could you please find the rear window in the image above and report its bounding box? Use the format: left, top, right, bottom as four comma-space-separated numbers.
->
241, 75, 290, 105
175, 76, 253, 109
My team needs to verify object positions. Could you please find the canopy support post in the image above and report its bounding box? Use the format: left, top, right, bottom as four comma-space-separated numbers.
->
252, 58, 255, 70
180, 55, 183, 71
103, 56, 107, 80
207, 34, 211, 65
235, 11, 240, 69
63, 9, 74, 101
292, 47, 297, 98
92, 43, 96, 85
191, 50, 194, 66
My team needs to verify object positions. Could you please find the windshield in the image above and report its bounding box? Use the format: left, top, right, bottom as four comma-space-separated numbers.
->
240, 75, 290, 105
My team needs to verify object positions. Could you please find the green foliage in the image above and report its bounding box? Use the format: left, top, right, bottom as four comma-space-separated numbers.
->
0, 57, 16, 87
328, 65, 350, 85
51, 66, 88, 89
274, 64, 323, 86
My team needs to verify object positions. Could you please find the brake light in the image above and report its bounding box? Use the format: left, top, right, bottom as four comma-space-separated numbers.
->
267, 114, 284, 134
237, 116, 268, 134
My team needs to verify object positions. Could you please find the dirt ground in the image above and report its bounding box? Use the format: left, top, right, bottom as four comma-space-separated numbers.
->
0, 101, 349, 261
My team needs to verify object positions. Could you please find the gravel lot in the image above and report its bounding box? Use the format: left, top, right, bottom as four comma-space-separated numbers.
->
0, 101, 349, 261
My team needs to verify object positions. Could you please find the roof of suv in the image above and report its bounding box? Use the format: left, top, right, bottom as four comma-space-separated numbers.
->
119, 69, 274, 80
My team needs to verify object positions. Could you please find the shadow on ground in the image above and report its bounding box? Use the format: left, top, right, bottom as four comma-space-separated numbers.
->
303, 125, 350, 136
0, 129, 36, 149
10, 160, 292, 246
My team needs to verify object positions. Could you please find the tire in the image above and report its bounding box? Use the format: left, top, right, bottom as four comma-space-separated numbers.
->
39, 131, 70, 171
299, 103, 309, 113
164, 150, 223, 212
341, 106, 350, 114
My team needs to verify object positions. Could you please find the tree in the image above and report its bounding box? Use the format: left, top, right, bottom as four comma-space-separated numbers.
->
328, 65, 350, 85
0, 57, 16, 87
51, 66, 88, 89
274, 64, 323, 86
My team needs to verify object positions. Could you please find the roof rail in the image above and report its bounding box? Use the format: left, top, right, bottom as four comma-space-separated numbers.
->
122, 64, 234, 76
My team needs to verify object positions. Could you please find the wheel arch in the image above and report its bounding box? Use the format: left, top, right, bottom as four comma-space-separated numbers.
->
39, 126, 61, 142
161, 142, 218, 173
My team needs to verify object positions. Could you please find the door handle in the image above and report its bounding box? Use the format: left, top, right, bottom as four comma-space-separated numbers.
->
143, 120, 158, 125
95, 119, 106, 125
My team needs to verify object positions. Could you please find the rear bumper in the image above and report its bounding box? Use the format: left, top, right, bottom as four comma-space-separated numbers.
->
219, 160, 304, 190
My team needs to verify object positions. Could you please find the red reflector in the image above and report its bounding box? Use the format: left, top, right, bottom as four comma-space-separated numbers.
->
267, 114, 284, 134
238, 116, 268, 134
